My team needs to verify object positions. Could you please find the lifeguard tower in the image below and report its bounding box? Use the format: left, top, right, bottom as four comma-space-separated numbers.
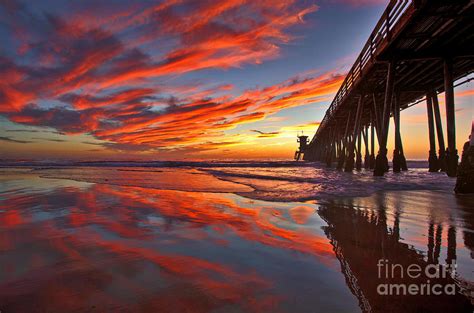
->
294, 132, 308, 161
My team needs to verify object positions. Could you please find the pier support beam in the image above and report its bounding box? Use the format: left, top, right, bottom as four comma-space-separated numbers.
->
395, 94, 407, 171
338, 140, 342, 163
337, 143, 345, 169
344, 133, 355, 172
431, 91, 446, 172
374, 61, 394, 176
363, 125, 370, 169
372, 94, 382, 141
356, 129, 363, 170
345, 97, 363, 172
374, 141, 389, 175
326, 144, 332, 167
444, 59, 458, 177
392, 93, 407, 172
426, 93, 439, 172
338, 112, 352, 170
455, 122, 474, 194
326, 128, 335, 167
392, 94, 401, 173
370, 116, 376, 169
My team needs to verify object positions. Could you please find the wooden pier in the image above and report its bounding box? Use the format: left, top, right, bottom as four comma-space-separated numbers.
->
304, 0, 474, 177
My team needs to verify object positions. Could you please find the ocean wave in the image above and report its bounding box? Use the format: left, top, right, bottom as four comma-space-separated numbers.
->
4, 160, 458, 203
202, 164, 456, 202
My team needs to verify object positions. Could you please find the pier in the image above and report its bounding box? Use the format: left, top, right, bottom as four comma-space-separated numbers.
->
303, 0, 474, 177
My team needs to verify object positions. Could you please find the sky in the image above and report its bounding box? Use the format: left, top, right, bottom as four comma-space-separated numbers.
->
0, 0, 472, 161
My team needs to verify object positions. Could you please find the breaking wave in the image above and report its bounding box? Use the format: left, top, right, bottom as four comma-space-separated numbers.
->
1, 160, 456, 202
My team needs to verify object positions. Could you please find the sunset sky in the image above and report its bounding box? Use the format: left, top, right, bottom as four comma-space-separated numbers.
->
0, 0, 472, 161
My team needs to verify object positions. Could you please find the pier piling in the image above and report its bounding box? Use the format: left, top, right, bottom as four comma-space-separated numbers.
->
363, 125, 370, 169
426, 93, 439, 172
444, 59, 458, 177
374, 61, 394, 176
345, 97, 363, 172
370, 117, 376, 169
356, 128, 363, 170
392, 93, 404, 173
431, 91, 446, 172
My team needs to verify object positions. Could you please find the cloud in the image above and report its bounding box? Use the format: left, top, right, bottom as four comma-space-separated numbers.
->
59, 88, 157, 110
251, 130, 281, 138
0, 0, 338, 157
0, 136, 32, 144
5, 128, 64, 135
31, 137, 67, 142
8, 104, 94, 134
4, 70, 341, 155
246, 121, 321, 141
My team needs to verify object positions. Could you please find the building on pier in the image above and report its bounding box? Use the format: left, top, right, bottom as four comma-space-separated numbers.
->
294, 133, 309, 161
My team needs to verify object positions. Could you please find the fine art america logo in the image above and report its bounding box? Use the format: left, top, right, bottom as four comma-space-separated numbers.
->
376, 259, 457, 296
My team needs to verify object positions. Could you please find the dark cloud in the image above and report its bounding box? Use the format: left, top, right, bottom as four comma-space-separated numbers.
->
59, 88, 157, 109
81, 141, 104, 146
251, 129, 281, 138
5, 129, 64, 135
0, 136, 32, 144
81, 140, 153, 152
8, 104, 89, 134
251, 130, 280, 135
31, 137, 67, 142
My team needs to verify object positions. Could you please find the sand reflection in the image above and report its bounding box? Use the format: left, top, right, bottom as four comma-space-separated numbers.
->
0, 172, 341, 312
1, 169, 473, 312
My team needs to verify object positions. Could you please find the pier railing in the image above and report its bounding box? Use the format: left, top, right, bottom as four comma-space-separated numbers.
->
310, 0, 413, 144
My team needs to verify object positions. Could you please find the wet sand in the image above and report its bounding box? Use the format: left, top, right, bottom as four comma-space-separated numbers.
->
0, 166, 473, 312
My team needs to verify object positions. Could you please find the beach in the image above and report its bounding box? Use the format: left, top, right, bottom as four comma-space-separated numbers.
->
0, 163, 473, 312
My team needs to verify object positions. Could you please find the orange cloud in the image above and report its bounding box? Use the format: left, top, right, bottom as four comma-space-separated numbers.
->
4, 70, 341, 157
0, 0, 337, 158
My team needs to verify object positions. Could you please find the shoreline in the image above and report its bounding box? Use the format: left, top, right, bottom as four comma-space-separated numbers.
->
0, 164, 461, 203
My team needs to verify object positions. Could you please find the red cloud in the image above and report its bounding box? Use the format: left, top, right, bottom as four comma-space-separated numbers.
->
6, 71, 342, 153
0, 0, 334, 156
60, 88, 156, 109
